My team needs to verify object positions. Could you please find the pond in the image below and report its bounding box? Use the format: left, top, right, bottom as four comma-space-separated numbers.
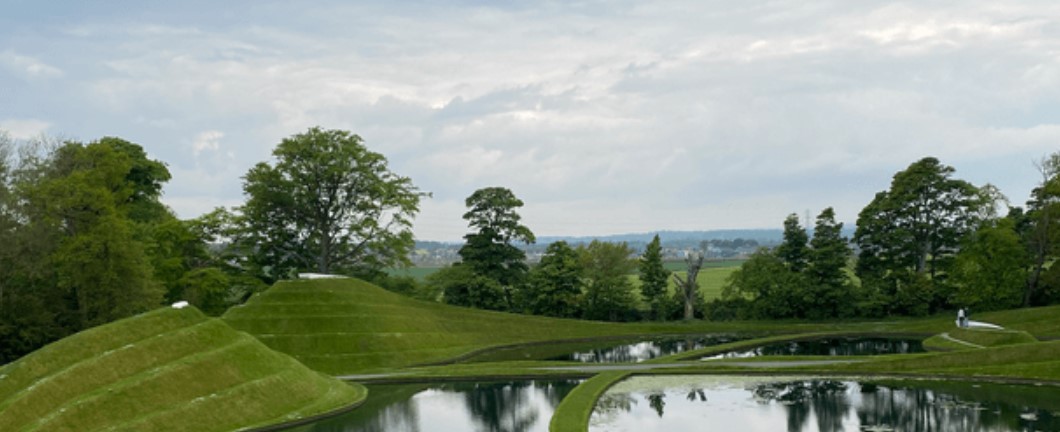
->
591, 375, 1060, 431
701, 337, 924, 360
289, 379, 580, 432
464, 334, 746, 363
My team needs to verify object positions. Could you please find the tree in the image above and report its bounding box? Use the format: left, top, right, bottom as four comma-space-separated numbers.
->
522, 241, 583, 318
722, 248, 809, 319
458, 187, 535, 309
776, 214, 809, 272
638, 234, 670, 320
952, 218, 1027, 311
579, 241, 637, 321
240, 127, 427, 276
1021, 152, 1060, 306
806, 208, 853, 319
672, 251, 704, 320
854, 157, 985, 313
429, 264, 507, 311
23, 140, 164, 328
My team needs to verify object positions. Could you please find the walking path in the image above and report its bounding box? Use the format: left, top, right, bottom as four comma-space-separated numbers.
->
939, 333, 984, 349
339, 359, 866, 381
537, 359, 861, 373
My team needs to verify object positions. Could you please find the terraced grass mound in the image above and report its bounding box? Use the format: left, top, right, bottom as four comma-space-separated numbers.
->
0, 306, 365, 432
223, 278, 663, 375
974, 305, 1060, 338
924, 328, 1038, 351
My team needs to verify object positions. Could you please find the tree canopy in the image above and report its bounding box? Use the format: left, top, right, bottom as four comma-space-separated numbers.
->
240, 127, 427, 276
457, 187, 535, 308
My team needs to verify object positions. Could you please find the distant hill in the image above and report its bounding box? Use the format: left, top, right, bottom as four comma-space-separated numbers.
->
537, 229, 786, 245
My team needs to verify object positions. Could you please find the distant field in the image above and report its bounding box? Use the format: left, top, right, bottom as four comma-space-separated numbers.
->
662, 259, 744, 272
385, 266, 444, 281
629, 266, 738, 304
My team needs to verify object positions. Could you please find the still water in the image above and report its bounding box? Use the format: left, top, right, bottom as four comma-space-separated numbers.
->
591, 375, 1060, 432
464, 334, 746, 363
292, 379, 579, 432
702, 337, 924, 360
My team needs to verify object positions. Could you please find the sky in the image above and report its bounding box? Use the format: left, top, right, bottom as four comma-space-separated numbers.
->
2, 1, 1059, 241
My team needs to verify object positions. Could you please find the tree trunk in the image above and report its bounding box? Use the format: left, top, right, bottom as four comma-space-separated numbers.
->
674, 253, 704, 321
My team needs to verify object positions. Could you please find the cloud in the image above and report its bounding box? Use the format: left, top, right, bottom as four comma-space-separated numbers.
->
192, 130, 224, 156
0, 119, 51, 139
0, 50, 63, 79
2, 1, 1059, 240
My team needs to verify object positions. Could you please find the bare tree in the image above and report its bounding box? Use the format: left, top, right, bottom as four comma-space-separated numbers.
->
673, 251, 704, 320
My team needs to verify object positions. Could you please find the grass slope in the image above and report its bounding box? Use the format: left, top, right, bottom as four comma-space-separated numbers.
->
223, 278, 666, 375
222, 278, 835, 375
0, 306, 365, 432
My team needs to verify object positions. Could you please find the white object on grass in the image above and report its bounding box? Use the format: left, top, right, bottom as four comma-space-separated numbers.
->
298, 273, 348, 279
966, 320, 1003, 330
172, 301, 189, 309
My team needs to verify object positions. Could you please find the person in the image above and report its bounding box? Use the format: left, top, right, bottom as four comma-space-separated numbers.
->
957, 308, 966, 328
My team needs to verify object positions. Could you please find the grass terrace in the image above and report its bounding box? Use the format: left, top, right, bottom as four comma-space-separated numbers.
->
0, 306, 365, 432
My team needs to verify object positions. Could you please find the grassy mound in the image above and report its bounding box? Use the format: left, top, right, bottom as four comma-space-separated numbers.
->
0, 306, 365, 432
973, 305, 1060, 338
223, 278, 684, 375
924, 328, 1037, 351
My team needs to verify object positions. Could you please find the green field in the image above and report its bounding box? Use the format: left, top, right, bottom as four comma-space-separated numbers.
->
384, 266, 443, 281
0, 306, 365, 432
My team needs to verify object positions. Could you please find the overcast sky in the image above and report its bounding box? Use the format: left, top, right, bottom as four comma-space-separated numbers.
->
2, 1, 1058, 241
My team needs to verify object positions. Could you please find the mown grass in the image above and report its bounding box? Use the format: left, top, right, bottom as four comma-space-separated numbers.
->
924, 328, 1037, 351
548, 371, 629, 432
221, 278, 855, 375
0, 306, 365, 432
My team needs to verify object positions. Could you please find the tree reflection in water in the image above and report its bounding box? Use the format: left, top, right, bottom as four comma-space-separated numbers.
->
297, 379, 580, 432
647, 393, 666, 417
591, 377, 1060, 432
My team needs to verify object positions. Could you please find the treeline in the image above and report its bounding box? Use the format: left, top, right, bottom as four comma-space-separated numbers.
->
397, 187, 691, 321
3, 124, 1058, 361
0, 135, 265, 363
709, 156, 1060, 319
0, 127, 427, 363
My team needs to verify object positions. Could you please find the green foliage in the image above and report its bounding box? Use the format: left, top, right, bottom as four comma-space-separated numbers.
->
22, 140, 165, 329
776, 213, 809, 271
458, 187, 535, 309
638, 235, 670, 320
579, 241, 638, 321
722, 248, 809, 319
1019, 151, 1060, 306
951, 218, 1028, 311
522, 241, 583, 318
0, 136, 248, 363
430, 264, 508, 311
240, 127, 426, 275
855, 157, 986, 314
805, 207, 854, 319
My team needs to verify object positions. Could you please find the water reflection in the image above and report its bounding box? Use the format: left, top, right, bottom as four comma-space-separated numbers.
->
463, 334, 746, 363
559, 335, 742, 363
293, 379, 579, 432
702, 337, 924, 360
591, 376, 1060, 432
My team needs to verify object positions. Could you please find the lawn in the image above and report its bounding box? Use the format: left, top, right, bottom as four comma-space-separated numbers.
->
0, 306, 365, 432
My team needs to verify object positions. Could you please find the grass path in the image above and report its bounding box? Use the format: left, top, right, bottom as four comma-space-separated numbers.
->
939, 332, 985, 349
